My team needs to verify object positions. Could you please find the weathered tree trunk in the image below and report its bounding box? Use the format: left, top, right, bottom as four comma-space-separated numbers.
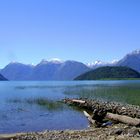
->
72, 99, 85, 104
106, 113, 140, 126
83, 111, 95, 125
84, 111, 140, 127
63, 98, 140, 119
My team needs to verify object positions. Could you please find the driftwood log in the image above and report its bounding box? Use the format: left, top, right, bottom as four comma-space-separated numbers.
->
63, 98, 140, 118
106, 113, 140, 126
83, 111, 140, 127
83, 111, 95, 125
64, 99, 140, 127
72, 99, 86, 104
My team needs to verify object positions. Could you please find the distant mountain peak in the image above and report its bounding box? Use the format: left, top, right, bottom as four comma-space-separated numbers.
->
40, 59, 49, 64
65, 60, 81, 63
86, 60, 103, 67
86, 60, 108, 68
9, 61, 34, 67
94, 60, 103, 65
86, 59, 118, 68
110, 59, 118, 64
49, 58, 64, 64
39, 58, 63, 65
9, 61, 20, 64
117, 49, 140, 72
130, 49, 140, 55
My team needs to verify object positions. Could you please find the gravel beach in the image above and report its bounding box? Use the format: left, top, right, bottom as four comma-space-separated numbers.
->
0, 123, 140, 140
1, 99, 140, 140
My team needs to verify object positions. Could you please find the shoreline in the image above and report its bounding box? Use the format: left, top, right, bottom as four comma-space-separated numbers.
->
0, 123, 140, 140
1, 99, 140, 140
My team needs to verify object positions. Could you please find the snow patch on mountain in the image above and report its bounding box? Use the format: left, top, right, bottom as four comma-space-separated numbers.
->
130, 49, 140, 55
86, 59, 118, 68
49, 58, 64, 64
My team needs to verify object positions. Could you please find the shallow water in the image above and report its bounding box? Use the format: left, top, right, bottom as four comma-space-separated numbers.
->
0, 80, 140, 133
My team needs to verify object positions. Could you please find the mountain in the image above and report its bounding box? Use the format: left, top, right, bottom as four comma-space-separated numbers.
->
0, 73, 8, 81
53, 61, 90, 80
29, 60, 90, 80
1, 62, 34, 80
29, 60, 63, 80
86, 49, 140, 72
117, 50, 140, 72
86, 60, 106, 68
87, 60, 118, 69
2, 49, 140, 81
1, 60, 90, 81
74, 66, 140, 80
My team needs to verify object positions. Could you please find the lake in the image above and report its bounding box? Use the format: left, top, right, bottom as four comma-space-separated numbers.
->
0, 80, 140, 133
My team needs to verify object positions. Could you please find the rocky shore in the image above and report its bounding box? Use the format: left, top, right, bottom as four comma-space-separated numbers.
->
63, 98, 140, 119
1, 98, 140, 140
0, 124, 140, 140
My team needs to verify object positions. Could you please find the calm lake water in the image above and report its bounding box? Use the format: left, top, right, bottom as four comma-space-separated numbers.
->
0, 80, 140, 133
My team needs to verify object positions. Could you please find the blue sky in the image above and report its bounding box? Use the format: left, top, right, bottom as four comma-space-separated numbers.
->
0, 0, 140, 68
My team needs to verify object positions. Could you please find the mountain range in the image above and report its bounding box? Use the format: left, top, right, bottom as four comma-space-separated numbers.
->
0, 49, 140, 81
0, 59, 90, 81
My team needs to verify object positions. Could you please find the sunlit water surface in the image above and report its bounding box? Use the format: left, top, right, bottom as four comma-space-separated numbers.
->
0, 80, 140, 133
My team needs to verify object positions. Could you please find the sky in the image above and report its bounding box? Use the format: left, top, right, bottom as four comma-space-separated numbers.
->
0, 0, 140, 68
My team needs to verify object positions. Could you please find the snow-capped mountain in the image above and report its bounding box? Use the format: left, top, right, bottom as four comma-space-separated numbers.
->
49, 58, 64, 64
1, 49, 140, 81
1, 60, 90, 81
86, 60, 107, 69
130, 49, 140, 56
117, 49, 140, 72
40, 58, 63, 65
87, 60, 118, 69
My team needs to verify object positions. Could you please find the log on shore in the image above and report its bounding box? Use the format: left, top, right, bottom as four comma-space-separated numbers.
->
63, 98, 140, 119
83, 111, 95, 125
83, 111, 140, 127
72, 99, 85, 104
64, 98, 140, 126
106, 113, 140, 126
